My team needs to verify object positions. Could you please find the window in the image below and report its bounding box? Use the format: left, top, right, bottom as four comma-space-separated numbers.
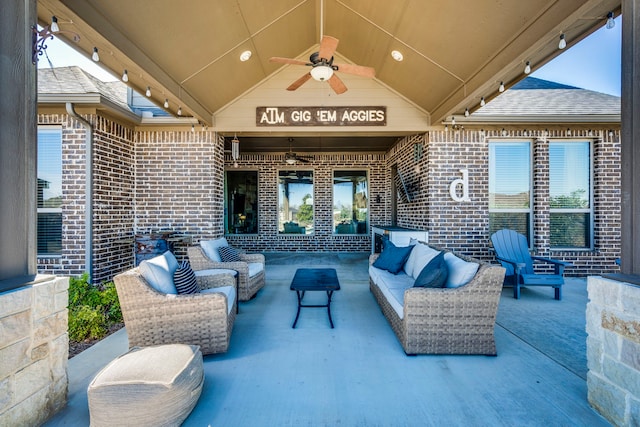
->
549, 141, 592, 249
37, 126, 63, 255
333, 170, 368, 234
225, 170, 259, 234
279, 170, 313, 234
489, 141, 532, 243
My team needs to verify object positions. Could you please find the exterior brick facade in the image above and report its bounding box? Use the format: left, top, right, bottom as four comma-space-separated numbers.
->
37, 112, 621, 282
224, 152, 386, 253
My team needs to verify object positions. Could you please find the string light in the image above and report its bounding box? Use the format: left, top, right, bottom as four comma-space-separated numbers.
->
177, 106, 182, 116
164, 99, 169, 108
92, 47, 99, 62
480, 97, 485, 107
558, 33, 566, 50
524, 61, 531, 74
464, 108, 470, 117
50, 16, 59, 32
121, 70, 128, 82
145, 86, 151, 97
499, 81, 505, 92
606, 12, 615, 30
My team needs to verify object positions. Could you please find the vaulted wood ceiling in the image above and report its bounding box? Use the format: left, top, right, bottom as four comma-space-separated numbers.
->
38, 0, 620, 143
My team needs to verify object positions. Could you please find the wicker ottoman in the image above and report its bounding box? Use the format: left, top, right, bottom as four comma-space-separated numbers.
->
88, 344, 204, 427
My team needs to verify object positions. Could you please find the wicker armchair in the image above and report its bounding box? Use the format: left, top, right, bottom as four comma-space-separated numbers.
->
188, 244, 265, 301
113, 267, 237, 355
369, 247, 505, 355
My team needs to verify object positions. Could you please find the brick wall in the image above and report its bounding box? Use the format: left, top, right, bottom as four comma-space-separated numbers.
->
92, 116, 135, 283
37, 114, 136, 284
224, 151, 387, 253
37, 114, 85, 278
134, 130, 223, 261
391, 127, 621, 275
37, 113, 621, 280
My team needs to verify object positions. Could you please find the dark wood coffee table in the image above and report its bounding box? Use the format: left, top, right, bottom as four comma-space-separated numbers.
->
290, 268, 341, 328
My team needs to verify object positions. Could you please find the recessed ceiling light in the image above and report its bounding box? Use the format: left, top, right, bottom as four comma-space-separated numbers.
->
240, 50, 252, 62
391, 50, 403, 62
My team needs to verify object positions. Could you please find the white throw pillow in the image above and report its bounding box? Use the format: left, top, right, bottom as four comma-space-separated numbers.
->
402, 240, 419, 276
405, 243, 440, 279
444, 252, 479, 288
200, 238, 229, 262
139, 251, 179, 294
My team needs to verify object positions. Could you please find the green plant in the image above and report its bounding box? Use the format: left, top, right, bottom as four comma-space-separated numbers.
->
68, 274, 122, 342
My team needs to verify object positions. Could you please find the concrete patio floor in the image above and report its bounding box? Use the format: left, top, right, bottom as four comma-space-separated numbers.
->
46, 252, 609, 426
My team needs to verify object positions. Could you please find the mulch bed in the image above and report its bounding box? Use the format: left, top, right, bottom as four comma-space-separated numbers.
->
68, 323, 124, 359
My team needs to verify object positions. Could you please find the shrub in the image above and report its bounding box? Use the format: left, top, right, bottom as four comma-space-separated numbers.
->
68, 274, 122, 342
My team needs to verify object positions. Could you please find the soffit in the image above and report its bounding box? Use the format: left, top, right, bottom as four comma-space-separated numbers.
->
38, 0, 621, 129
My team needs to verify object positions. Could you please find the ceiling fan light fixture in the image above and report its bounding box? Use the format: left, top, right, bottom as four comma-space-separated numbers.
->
285, 158, 297, 165
310, 65, 334, 81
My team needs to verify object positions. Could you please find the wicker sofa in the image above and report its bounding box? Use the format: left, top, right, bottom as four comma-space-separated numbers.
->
369, 242, 505, 356
188, 238, 265, 301
113, 258, 237, 355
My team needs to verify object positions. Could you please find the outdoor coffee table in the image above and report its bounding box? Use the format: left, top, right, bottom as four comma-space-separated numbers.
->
290, 268, 340, 328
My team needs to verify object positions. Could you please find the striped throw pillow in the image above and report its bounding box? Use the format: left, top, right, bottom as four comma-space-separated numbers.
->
218, 245, 241, 262
173, 260, 199, 294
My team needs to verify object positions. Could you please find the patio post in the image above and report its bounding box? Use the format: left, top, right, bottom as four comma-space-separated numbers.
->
618, 0, 640, 280
0, 0, 37, 290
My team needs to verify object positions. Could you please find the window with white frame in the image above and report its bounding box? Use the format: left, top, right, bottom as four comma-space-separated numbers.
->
37, 126, 63, 255
489, 141, 532, 243
333, 170, 368, 234
549, 140, 592, 249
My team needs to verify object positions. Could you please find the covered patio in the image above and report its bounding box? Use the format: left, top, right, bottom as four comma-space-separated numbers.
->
2, 0, 640, 426
47, 253, 607, 426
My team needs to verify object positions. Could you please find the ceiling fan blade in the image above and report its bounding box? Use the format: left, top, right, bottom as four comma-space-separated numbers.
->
328, 74, 348, 94
334, 63, 376, 78
270, 57, 309, 66
287, 73, 312, 91
297, 157, 310, 163
318, 35, 339, 60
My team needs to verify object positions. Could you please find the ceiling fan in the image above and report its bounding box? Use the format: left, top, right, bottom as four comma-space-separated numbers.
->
285, 148, 312, 164
269, 35, 375, 94
284, 138, 312, 164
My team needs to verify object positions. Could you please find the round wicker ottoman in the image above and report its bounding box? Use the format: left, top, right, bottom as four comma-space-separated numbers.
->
88, 344, 204, 427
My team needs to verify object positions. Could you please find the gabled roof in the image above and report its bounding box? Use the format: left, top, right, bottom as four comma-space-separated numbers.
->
37, 66, 187, 125
467, 77, 620, 123
38, 66, 129, 111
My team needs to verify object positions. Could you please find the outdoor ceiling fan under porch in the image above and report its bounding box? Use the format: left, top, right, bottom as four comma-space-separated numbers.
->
269, 35, 375, 94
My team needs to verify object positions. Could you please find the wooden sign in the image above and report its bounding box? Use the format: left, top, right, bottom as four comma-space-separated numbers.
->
256, 106, 386, 126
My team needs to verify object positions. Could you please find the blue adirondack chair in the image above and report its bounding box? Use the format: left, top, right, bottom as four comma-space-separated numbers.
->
490, 229, 573, 300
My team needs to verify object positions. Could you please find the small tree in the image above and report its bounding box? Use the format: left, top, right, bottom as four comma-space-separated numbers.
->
297, 193, 313, 224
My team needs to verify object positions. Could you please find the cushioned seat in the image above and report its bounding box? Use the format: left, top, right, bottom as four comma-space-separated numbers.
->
113, 255, 237, 355
369, 242, 506, 355
88, 344, 203, 427
188, 238, 265, 301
